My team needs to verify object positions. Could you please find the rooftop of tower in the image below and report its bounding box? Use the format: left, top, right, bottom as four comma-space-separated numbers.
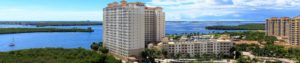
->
294, 16, 300, 19
106, 0, 162, 9
106, 0, 144, 8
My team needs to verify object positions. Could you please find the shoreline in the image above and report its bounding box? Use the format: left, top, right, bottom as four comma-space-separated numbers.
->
0, 28, 94, 34
205, 23, 265, 30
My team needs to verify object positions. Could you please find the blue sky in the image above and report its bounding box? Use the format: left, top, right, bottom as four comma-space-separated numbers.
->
1, 0, 300, 21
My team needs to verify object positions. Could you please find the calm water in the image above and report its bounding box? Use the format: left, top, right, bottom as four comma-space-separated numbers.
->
0, 21, 264, 51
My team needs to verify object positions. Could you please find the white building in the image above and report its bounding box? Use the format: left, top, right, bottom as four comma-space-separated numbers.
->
163, 37, 234, 57
103, 0, 165, 60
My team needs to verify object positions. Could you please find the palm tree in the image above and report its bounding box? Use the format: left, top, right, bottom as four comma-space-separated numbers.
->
141, 49, 157, 63
90, 42, 99, 51
175, 53, 182, 59
161, 49, 168, 58
168, 53, 175, 59
217, 53, 224, 60
229, 47, 236, 56
195, 53, 202, 61
185, 53, 191, 59
202, 53, 210, 61
99, 47, 109, 54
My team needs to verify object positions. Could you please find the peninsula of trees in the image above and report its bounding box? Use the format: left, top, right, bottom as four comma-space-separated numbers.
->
0, 21, 102, 27
205, 24, 265, 30
0, 28, 93, 34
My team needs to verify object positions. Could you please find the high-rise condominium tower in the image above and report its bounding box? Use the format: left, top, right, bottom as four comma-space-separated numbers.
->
289, 16, 300, 45
103, 0, 165, 60
145, 7, 165, 43
266, 17, 290, 38
266, 16, 300, 45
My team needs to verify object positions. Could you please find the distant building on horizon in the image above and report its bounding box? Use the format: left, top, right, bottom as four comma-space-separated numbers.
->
103, 0, 165, 61
266, 16, 300, 45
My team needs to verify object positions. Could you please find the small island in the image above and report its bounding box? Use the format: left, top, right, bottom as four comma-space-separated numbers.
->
0, 21, 102, 27
0, 28, 93, 34
206, 24, 265, 30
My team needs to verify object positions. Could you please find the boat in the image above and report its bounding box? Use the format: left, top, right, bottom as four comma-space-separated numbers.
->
9, 43, 15, 47
9, 38, 15, 47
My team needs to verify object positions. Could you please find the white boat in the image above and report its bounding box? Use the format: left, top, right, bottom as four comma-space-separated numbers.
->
9, 38, 15, 47
9, 43, 15, 47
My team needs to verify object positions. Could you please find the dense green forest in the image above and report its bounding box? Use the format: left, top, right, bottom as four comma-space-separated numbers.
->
0, 28, 93, 34
217, 31, 277, 44
90, 42, 122, 63
0, 48, 120, 63
0, 21, 102, 27
235, 44, 300, 62
206, 24, 265, 30
221, 31, 300, 62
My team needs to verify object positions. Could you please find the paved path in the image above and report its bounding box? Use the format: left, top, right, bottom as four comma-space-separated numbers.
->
241, 51, 295, 63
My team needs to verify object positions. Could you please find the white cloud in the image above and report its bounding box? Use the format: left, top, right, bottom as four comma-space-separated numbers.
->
0, 8, 101, 21
147, 0, 300, 21
232, 0, 300, 9
99, 11, 103, 21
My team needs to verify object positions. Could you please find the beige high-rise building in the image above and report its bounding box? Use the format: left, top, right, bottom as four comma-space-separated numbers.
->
103, 0, 165, 60
289, 16, 300, 45
145, 7, 165, 43
266, 16, 300, 45
266, 17, 290, 38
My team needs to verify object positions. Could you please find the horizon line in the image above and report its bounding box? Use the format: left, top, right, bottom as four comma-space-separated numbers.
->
0, 20, 258, 22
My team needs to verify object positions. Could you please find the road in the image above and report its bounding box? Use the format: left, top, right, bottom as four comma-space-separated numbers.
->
242, 52, 295, 63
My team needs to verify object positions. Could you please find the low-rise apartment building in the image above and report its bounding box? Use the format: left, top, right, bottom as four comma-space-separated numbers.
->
163, 36, 234, 57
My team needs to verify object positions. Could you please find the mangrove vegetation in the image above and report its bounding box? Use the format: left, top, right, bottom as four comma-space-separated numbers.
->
0, 21, 102, 27
206, 24, 265, 30
0, 48, 120, 63
90, 42, 122, 63
0, 28, 93, 34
